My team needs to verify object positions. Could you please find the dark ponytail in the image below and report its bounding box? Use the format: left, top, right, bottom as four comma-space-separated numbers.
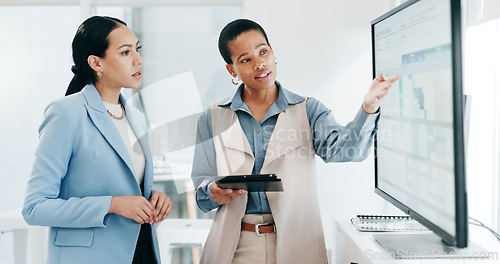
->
65, 16, 127, 96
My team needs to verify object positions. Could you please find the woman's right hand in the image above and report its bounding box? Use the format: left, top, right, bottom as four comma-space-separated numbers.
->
210, 182, 247, 205
109, 196, 156, 224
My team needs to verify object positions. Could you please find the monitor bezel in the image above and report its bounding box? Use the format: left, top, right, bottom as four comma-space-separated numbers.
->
372, 0, 468, 248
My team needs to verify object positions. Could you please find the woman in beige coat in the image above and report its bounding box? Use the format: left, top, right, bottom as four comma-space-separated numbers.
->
191, 19, 399, 264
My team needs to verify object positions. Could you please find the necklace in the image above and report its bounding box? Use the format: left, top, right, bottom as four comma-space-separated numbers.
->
107, 103, 125, 120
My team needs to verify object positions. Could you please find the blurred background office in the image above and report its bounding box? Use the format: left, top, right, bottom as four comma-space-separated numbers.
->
0, 0, 499, 263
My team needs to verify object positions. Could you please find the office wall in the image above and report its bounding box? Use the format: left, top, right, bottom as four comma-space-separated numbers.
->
0, 7, 80, 212
242, 0, 393, 248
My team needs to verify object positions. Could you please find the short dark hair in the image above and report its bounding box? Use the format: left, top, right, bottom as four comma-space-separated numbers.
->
65, 16, 127, 96
218, 19, 270, 64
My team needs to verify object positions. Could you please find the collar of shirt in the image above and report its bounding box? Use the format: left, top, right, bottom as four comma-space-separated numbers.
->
217, 81, 305, 116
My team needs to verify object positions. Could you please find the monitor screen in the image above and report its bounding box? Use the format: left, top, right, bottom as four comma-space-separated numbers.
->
372, 0, 467, 248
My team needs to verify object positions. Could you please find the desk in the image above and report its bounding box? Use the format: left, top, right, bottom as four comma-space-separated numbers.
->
154, 172, 214, 263
333, 217, 500, 264
0, 208, 47, 264
155, 218, 212, 264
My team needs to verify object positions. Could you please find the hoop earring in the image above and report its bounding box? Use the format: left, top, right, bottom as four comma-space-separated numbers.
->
231, 75, 240, 85
275, 57, 279, 65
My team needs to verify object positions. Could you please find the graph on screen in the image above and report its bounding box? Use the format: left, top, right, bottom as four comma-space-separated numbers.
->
374, 0, 456, 235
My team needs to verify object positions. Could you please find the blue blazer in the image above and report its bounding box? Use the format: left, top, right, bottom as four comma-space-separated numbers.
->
23, 84, 161, 264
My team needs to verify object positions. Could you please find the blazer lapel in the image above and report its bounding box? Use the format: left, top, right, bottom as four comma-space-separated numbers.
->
82, 85, 136, 179
211, 105, 254, 175
218, 115, 253, 158
122, 95, 154, 199
263, 107, 308, 167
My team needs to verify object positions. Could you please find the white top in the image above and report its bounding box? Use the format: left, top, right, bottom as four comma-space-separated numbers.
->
103, 101, 145, 185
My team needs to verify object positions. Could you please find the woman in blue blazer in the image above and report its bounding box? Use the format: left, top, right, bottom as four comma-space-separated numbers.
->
22, 16, 172, 264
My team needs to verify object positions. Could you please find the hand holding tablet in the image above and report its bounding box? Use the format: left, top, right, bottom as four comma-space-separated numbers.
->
214, 174, 284, 192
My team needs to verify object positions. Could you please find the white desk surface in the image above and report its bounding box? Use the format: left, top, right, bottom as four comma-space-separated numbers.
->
334, 217, 500, 264
0, 208, 28, 229
0, 208, 47, 264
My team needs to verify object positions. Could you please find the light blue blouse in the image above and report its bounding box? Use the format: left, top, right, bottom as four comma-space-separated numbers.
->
191, 81, 380, 214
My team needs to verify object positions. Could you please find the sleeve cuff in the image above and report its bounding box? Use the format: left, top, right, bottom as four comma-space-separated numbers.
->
354, 105, 380, 132
195, 180, 221, 213
206, 182, 221, 208
100, 196, 113, 227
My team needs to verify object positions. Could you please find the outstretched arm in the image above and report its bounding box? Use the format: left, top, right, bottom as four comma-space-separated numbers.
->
308, 73, 399, 162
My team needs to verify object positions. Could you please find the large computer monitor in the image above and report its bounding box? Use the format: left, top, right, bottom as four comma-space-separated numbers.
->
372, 0, 468, 251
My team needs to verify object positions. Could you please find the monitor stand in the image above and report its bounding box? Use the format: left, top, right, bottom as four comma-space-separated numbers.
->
374, 233, 490, 259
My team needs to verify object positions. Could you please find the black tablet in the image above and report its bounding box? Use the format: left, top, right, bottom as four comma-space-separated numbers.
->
214, 174, 284, 192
